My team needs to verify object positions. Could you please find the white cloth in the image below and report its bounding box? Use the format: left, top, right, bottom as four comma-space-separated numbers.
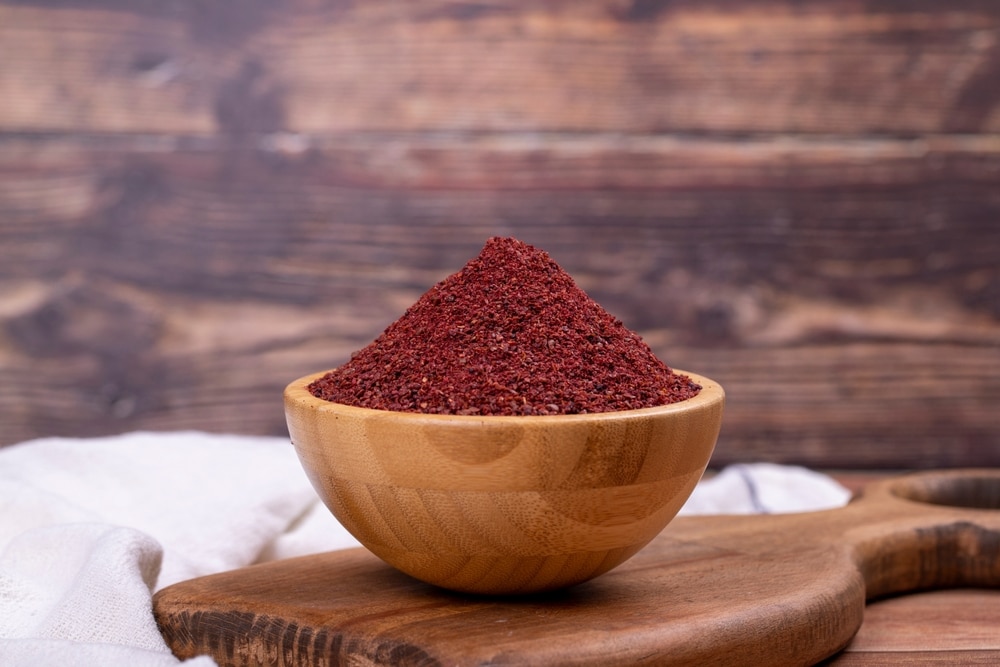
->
0, 431, 850, 667
680, 462, 853, 516
0, 431, 359, 667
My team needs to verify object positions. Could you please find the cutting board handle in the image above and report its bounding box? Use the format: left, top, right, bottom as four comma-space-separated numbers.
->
841, 469, 1000, 600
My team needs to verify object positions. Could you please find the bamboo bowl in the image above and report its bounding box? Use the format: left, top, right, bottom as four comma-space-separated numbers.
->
284, 370, 725, 595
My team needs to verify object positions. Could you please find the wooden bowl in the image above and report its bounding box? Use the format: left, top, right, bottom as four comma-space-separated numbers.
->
284, 370, 725, 595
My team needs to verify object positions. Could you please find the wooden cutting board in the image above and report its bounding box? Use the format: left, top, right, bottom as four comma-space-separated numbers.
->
153, 470, 1000, 666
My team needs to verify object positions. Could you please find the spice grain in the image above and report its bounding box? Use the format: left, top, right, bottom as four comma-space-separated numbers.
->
309, 237, 700, 415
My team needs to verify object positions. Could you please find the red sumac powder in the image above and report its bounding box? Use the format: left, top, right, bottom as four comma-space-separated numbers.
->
309, 237, 700, 415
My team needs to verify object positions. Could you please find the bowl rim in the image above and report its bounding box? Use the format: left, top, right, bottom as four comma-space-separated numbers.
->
285, 368, 724, 424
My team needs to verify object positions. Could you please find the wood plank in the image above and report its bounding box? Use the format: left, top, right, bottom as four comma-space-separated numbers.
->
2, 135, 997, 326
826, 650, 1000, 665
1, 138, 998, 465
823, 588, 1000, 664
846, 589, 1000, 653
2, 135, 998, 300
1, 1, 999, 135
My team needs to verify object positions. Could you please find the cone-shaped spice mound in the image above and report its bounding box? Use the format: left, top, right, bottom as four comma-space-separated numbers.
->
309, 237, 700, 415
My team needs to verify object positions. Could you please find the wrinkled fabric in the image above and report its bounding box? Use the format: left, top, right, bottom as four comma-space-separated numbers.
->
0, 431, 358, 666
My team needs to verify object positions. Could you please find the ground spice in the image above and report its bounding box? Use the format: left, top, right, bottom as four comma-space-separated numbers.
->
308, 237, 700, 415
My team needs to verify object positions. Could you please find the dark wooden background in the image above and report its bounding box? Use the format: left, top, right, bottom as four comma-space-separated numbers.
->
1, 0, 998, 468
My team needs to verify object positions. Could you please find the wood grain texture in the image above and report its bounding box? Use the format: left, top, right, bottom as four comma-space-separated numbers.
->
829, 586, 1000, 666
1, 136, 997, 466
828, 651, 1000, 666
841, 589, 1000, 653
285, 370, 723, 594
0, 0, 998, 468
2, 1, 1000, 135
152, 470, 1000, 666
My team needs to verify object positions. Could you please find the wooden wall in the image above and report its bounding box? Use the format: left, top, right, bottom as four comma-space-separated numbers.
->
1, 0, 998, 468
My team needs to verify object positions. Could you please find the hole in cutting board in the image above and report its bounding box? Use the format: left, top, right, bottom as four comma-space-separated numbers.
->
889, 474, 1000, 510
